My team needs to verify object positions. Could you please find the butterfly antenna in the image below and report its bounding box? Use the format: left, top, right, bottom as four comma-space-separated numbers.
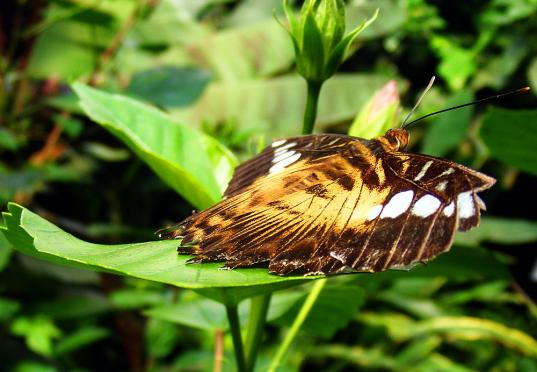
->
401, 76, 436, 128
403, 86, 531, 130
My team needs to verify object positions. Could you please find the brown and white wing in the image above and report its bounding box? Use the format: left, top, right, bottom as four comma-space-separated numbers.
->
347, 151, 496, 270
171, 134, 376, 275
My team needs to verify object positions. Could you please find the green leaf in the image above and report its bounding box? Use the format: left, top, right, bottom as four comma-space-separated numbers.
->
421, 90, 473, 157
0, 128, 19, 150
361, 313, 537, 358
12, 361, 57, 372
109, 288, 167, 310
54, 326, 109, 357
185, 18, 295, 81
0, 222, 13, 271
348, 245, 511, 285
454, 217, 537, 246
413, 317, 537, 358
2, 203, 311, 291
480, 107, 537, 176
72, 82, 238, 210
313, 344, 400, 369
127, 67, 211, 108
145, 318, 179, 358
0, 297, 20, 322
145, 297, 231, 332
529, 57, 537, 92
11, 316, 62, 357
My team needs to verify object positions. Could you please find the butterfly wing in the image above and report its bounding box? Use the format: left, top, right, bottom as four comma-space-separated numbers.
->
329, 151, 496, 273
170, 135, 495, 276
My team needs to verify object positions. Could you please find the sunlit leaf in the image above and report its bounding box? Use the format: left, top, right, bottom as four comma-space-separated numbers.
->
1, 203, 311, 292
72, 82, 238, 209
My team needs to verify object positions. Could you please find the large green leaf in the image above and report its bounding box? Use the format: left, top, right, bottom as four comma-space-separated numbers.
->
126, 67, 212, 108
1, 203, 310, 292
184, 18, 295, 81
454, 217, 537, 246
26, 0, 130, 80
72, 82, 237, 210
173, 73, 392, 137
480, 107, 537, 176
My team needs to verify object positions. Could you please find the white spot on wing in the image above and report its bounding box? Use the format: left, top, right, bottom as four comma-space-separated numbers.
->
367, 205, 383, 221
271, 140, 285, 147
414, 160, 433, 181
439, 168, 455, 177
412, 194, 441, 217
443, 201, 455, 217
272, 150, 296, 163
457, 191, 475, 218
274, 142, 296, 155
269, 153, 301, 174
435, 180, 448, 192
380, 190, 414, 218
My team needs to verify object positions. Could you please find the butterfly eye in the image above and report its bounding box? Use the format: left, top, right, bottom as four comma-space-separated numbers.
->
384, 128, 408, 150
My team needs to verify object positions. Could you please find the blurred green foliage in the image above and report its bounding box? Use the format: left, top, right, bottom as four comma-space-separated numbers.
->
1, 0, 537, 371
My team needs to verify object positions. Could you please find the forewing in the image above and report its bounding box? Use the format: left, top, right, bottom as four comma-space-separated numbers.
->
175, 134, 376, 275
223, 134, 355, 197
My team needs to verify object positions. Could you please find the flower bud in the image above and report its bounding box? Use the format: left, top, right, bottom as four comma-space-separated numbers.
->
280, 0, 378, 83
349, 80, 400, 138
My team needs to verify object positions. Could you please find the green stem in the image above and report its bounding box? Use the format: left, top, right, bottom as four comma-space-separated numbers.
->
245, 294, 272, 371
268, 278, 328, 371
302, 80, 323, 135
226, 304, 247, 372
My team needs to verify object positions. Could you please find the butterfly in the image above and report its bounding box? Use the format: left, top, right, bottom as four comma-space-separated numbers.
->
160, 128, 495, 276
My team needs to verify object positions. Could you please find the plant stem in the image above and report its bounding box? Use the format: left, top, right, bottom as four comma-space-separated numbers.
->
302, 80, 323, 135
245, 294, 272, 371
225, 304, 247, 372
268, 278, 327, 371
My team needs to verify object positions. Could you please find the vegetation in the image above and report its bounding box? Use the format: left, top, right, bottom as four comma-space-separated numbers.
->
1, 0, 537, 371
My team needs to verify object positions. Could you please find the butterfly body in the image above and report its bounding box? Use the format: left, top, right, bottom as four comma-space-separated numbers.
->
162, 129, 495, 276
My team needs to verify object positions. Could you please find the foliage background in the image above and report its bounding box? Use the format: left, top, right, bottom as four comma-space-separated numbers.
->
1, 0, 537, 371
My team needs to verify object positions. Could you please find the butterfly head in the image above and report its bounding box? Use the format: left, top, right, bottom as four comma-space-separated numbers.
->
380, 128, 409, 151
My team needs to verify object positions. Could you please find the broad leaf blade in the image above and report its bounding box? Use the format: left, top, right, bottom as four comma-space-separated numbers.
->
174, 74, 393, 137
72, 83, 237, 209
1, 204, 311, 290
126, 67, 211, 108
480, 107, 537, 176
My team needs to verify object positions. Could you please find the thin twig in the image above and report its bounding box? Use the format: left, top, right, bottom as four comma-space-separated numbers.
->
214, 329, 224, 372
